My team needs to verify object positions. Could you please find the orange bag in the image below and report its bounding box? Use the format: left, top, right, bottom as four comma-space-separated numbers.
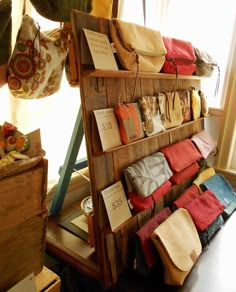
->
114, 102, 144, 144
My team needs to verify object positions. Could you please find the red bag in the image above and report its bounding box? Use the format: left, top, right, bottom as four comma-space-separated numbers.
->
128, 180, 172, 212
161, 37, 196, 75
160, 139, 202, 173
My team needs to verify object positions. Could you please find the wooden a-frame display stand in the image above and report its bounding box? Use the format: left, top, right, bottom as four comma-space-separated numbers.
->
49, 10, 206, 290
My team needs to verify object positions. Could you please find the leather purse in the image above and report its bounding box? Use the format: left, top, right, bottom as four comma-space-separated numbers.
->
151, 208, 202, 286
110, 18, 167, 72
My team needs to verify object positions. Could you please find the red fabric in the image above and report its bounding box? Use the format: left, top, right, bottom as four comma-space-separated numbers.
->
185, 189, 225, 231
136, 207, 172, 268
129, 180, 172, 212
161, 37, 197, 75
170, 162, 200, 185
160, 139, 202, 173
174, 184, 200, 209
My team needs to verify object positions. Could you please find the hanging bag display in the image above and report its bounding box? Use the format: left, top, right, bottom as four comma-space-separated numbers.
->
7, 14, 68, 99
110, 18, 167, 72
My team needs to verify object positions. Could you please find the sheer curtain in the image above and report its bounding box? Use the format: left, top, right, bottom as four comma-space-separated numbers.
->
0, 0, 86, 189
119, 0, 236, 109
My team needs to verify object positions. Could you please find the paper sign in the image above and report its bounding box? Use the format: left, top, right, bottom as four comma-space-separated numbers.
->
71, 214, 88, 233
101, 181, 132, 231
93, 108, 122, 151
82, 28, 118, 70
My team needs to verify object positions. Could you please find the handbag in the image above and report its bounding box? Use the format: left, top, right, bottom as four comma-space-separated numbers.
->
194, 47, 219, 77
161, 37, 197, 75
7, 14, 68, 99
162, 92, 184, 129
151, 208, 202, 286
110, 18, 167, 72
138, 96, 165, 136
114, 102, 144, 144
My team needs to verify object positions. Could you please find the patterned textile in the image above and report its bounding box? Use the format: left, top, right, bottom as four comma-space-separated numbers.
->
124, 152, 173, 198
8, 15, 68, 99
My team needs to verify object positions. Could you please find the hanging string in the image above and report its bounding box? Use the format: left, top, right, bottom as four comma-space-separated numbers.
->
132, 52, 140, 102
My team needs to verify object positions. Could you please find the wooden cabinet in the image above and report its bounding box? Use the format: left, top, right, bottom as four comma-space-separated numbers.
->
71, 10, 205, 289
0, 159, 48, 291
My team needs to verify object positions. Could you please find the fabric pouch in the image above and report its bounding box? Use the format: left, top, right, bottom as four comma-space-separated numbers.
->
162, 92, 184, 129
200, 173, 236, 218
173, 184, 201, 209
160, 139, 202, 173
198, 215, 224, 247
193, 167, 215, 192
138, 96, 165, 136
161, 37, 196, 75
178, 90, 191, 123
128, 180, 172, 213
7, 14, 68, 99
110, 18, 167, 72
151, 208, 202, 286
135, 207, 172, 275
114, 102, 144, 144
190, 89, 201, 120
185, 189, 224, 232
191, 129, 217, 159
123, 152, 173, 198
170, 162, 200, 185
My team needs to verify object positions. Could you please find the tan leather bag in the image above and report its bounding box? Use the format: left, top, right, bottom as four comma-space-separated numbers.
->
151, 208, 202, 286
110, 18, 167, 72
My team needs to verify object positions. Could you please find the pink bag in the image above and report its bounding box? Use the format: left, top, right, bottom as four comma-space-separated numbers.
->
161, 37, 196, 75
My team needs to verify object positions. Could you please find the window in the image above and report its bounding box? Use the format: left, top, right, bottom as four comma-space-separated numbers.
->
0, 1, 86, 191
119, 0, 236, 109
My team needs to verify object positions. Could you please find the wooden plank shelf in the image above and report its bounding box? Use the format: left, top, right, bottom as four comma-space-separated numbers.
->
83, 69, 204, 80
